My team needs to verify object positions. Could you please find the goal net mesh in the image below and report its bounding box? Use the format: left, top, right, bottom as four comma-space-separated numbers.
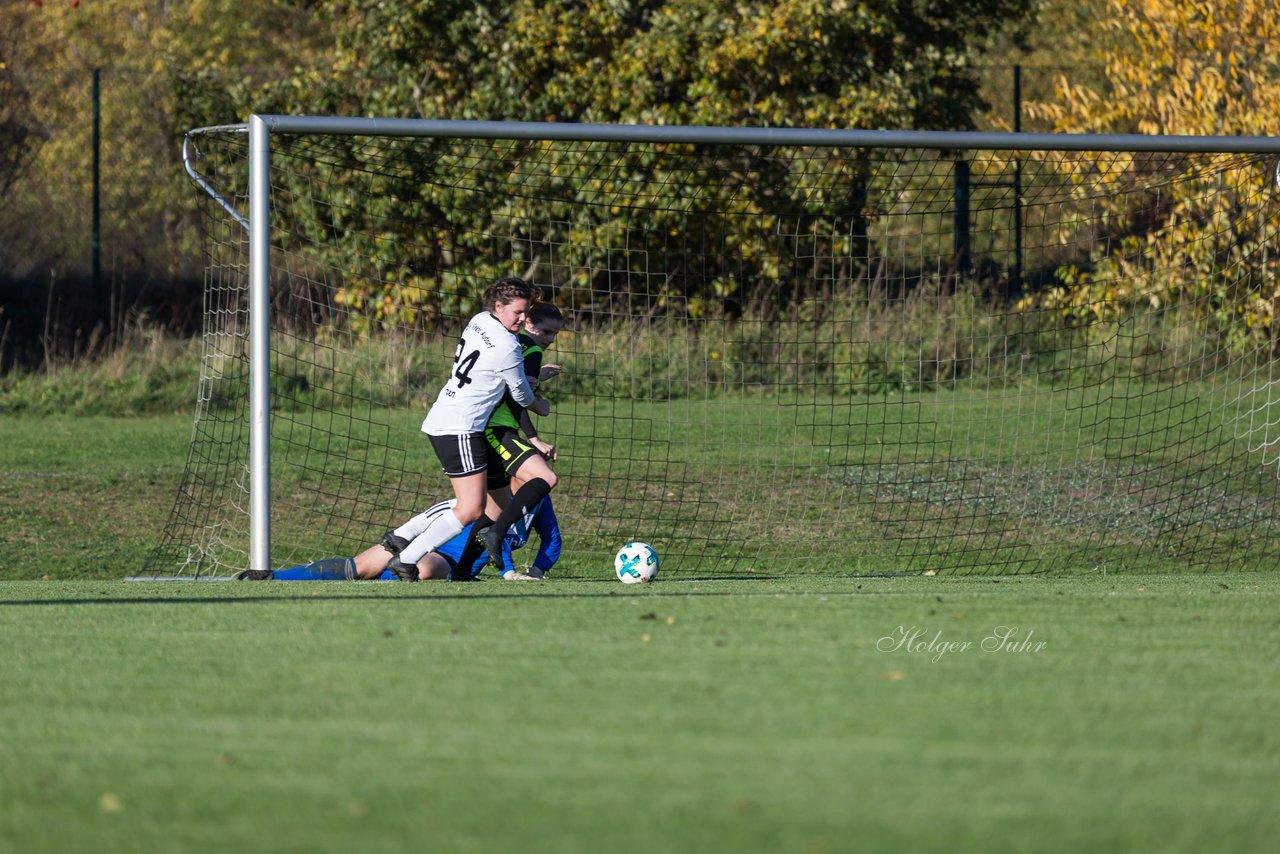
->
143, 127, 1280, 578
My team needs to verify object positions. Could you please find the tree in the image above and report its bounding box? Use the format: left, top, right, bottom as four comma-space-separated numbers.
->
1027, 0, 1280, 138
269, 0, 1038, 325
1016, 0, 1280, 352
313, 0, 1036, 131
0, 0, 331, 363
971, 0, 1110, 133
0, 8, 41, 202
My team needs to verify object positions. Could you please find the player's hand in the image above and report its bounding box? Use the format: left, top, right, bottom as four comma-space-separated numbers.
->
533, 438, 557, 461
539, 364, 562, 382
530, 397, 551, 417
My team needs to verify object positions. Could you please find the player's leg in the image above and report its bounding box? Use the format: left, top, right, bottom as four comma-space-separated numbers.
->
363, 553, 454, 581
416, 553, 453, 580
427, 526, 487, 580
383, 498, 458, 555
485, 484, 511, 520
365, 552, 453, 581
250, 557, 357, 581
393, 471, 485, 577
447, 455, 511, 580
508, 449, 558, 495
353, 544, 396, 579
482, 446, 556, 568
391, 433, 490, 580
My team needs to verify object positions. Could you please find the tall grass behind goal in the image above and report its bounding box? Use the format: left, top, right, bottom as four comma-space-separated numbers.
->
145, 120, 1280, 578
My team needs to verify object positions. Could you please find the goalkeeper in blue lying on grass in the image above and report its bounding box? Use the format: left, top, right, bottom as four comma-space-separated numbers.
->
244, 495, 561, 581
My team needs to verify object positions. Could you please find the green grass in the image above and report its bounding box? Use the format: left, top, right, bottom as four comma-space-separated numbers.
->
0, 327, 199, 417
1, 574, 1278, 853
170, 385, 1280, 576
7, 321, 1280, 577
5, 381, 1280, 582
0, 415, 191, 580
2, 413, 1278, 850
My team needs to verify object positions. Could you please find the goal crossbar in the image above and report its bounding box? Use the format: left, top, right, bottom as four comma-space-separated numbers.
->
215, 115, 1280, 152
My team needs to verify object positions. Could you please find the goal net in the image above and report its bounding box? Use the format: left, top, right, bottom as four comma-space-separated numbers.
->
143, 120, 1280, 578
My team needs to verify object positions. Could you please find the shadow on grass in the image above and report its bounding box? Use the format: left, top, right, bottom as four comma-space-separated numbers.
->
0, 576, 914, 607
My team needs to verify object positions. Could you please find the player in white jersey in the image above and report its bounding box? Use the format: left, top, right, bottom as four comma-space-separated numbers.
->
390, 276, 541, 576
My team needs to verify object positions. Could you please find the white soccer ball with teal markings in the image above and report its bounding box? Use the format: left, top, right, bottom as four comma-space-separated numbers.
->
614, 542, 659, 584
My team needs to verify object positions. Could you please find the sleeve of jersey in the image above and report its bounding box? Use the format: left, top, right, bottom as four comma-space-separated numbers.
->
519, 345, 544, 437
518, 405, 538, 439
532, 501, 562, 571
522, 345, 544, 380
501, 344, 536, 407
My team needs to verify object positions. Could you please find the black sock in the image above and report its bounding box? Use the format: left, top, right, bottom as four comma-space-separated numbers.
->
489, 478, 552, 543
451, 517, 494, 579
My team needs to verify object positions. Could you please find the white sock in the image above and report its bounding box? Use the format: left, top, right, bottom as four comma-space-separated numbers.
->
394, 509, 440, 541
398, 509, 465, 565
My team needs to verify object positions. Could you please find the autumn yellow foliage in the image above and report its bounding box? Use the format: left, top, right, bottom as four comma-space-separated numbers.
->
1019, 0, 1280, 351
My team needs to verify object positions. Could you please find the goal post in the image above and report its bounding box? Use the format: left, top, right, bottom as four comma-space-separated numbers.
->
248, 115, 271, 577
143, 116, 1280, 579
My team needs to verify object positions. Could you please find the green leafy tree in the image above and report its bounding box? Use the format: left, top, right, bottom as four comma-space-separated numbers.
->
314, 0, 1034, 129
273, 0, 1037, 325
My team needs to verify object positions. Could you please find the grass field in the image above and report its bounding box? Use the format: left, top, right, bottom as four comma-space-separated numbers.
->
12, 379, 1275, 583
2, 574, 1278, 853
2, 414, 1279, 851
0, 415, 191, 580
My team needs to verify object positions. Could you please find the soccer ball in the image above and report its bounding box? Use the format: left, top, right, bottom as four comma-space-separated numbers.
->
614, 542, 659, 584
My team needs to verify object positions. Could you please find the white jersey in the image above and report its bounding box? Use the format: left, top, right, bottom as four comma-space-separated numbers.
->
422, 311, 535, 435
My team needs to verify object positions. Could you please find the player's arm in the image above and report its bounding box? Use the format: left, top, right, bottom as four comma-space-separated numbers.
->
517, 346, 555, 451
519, 406, 556, 459
497, 338, 538, 408
518, 404, 539, 439
520, 346, 550, 419
505, 371, 537, 407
